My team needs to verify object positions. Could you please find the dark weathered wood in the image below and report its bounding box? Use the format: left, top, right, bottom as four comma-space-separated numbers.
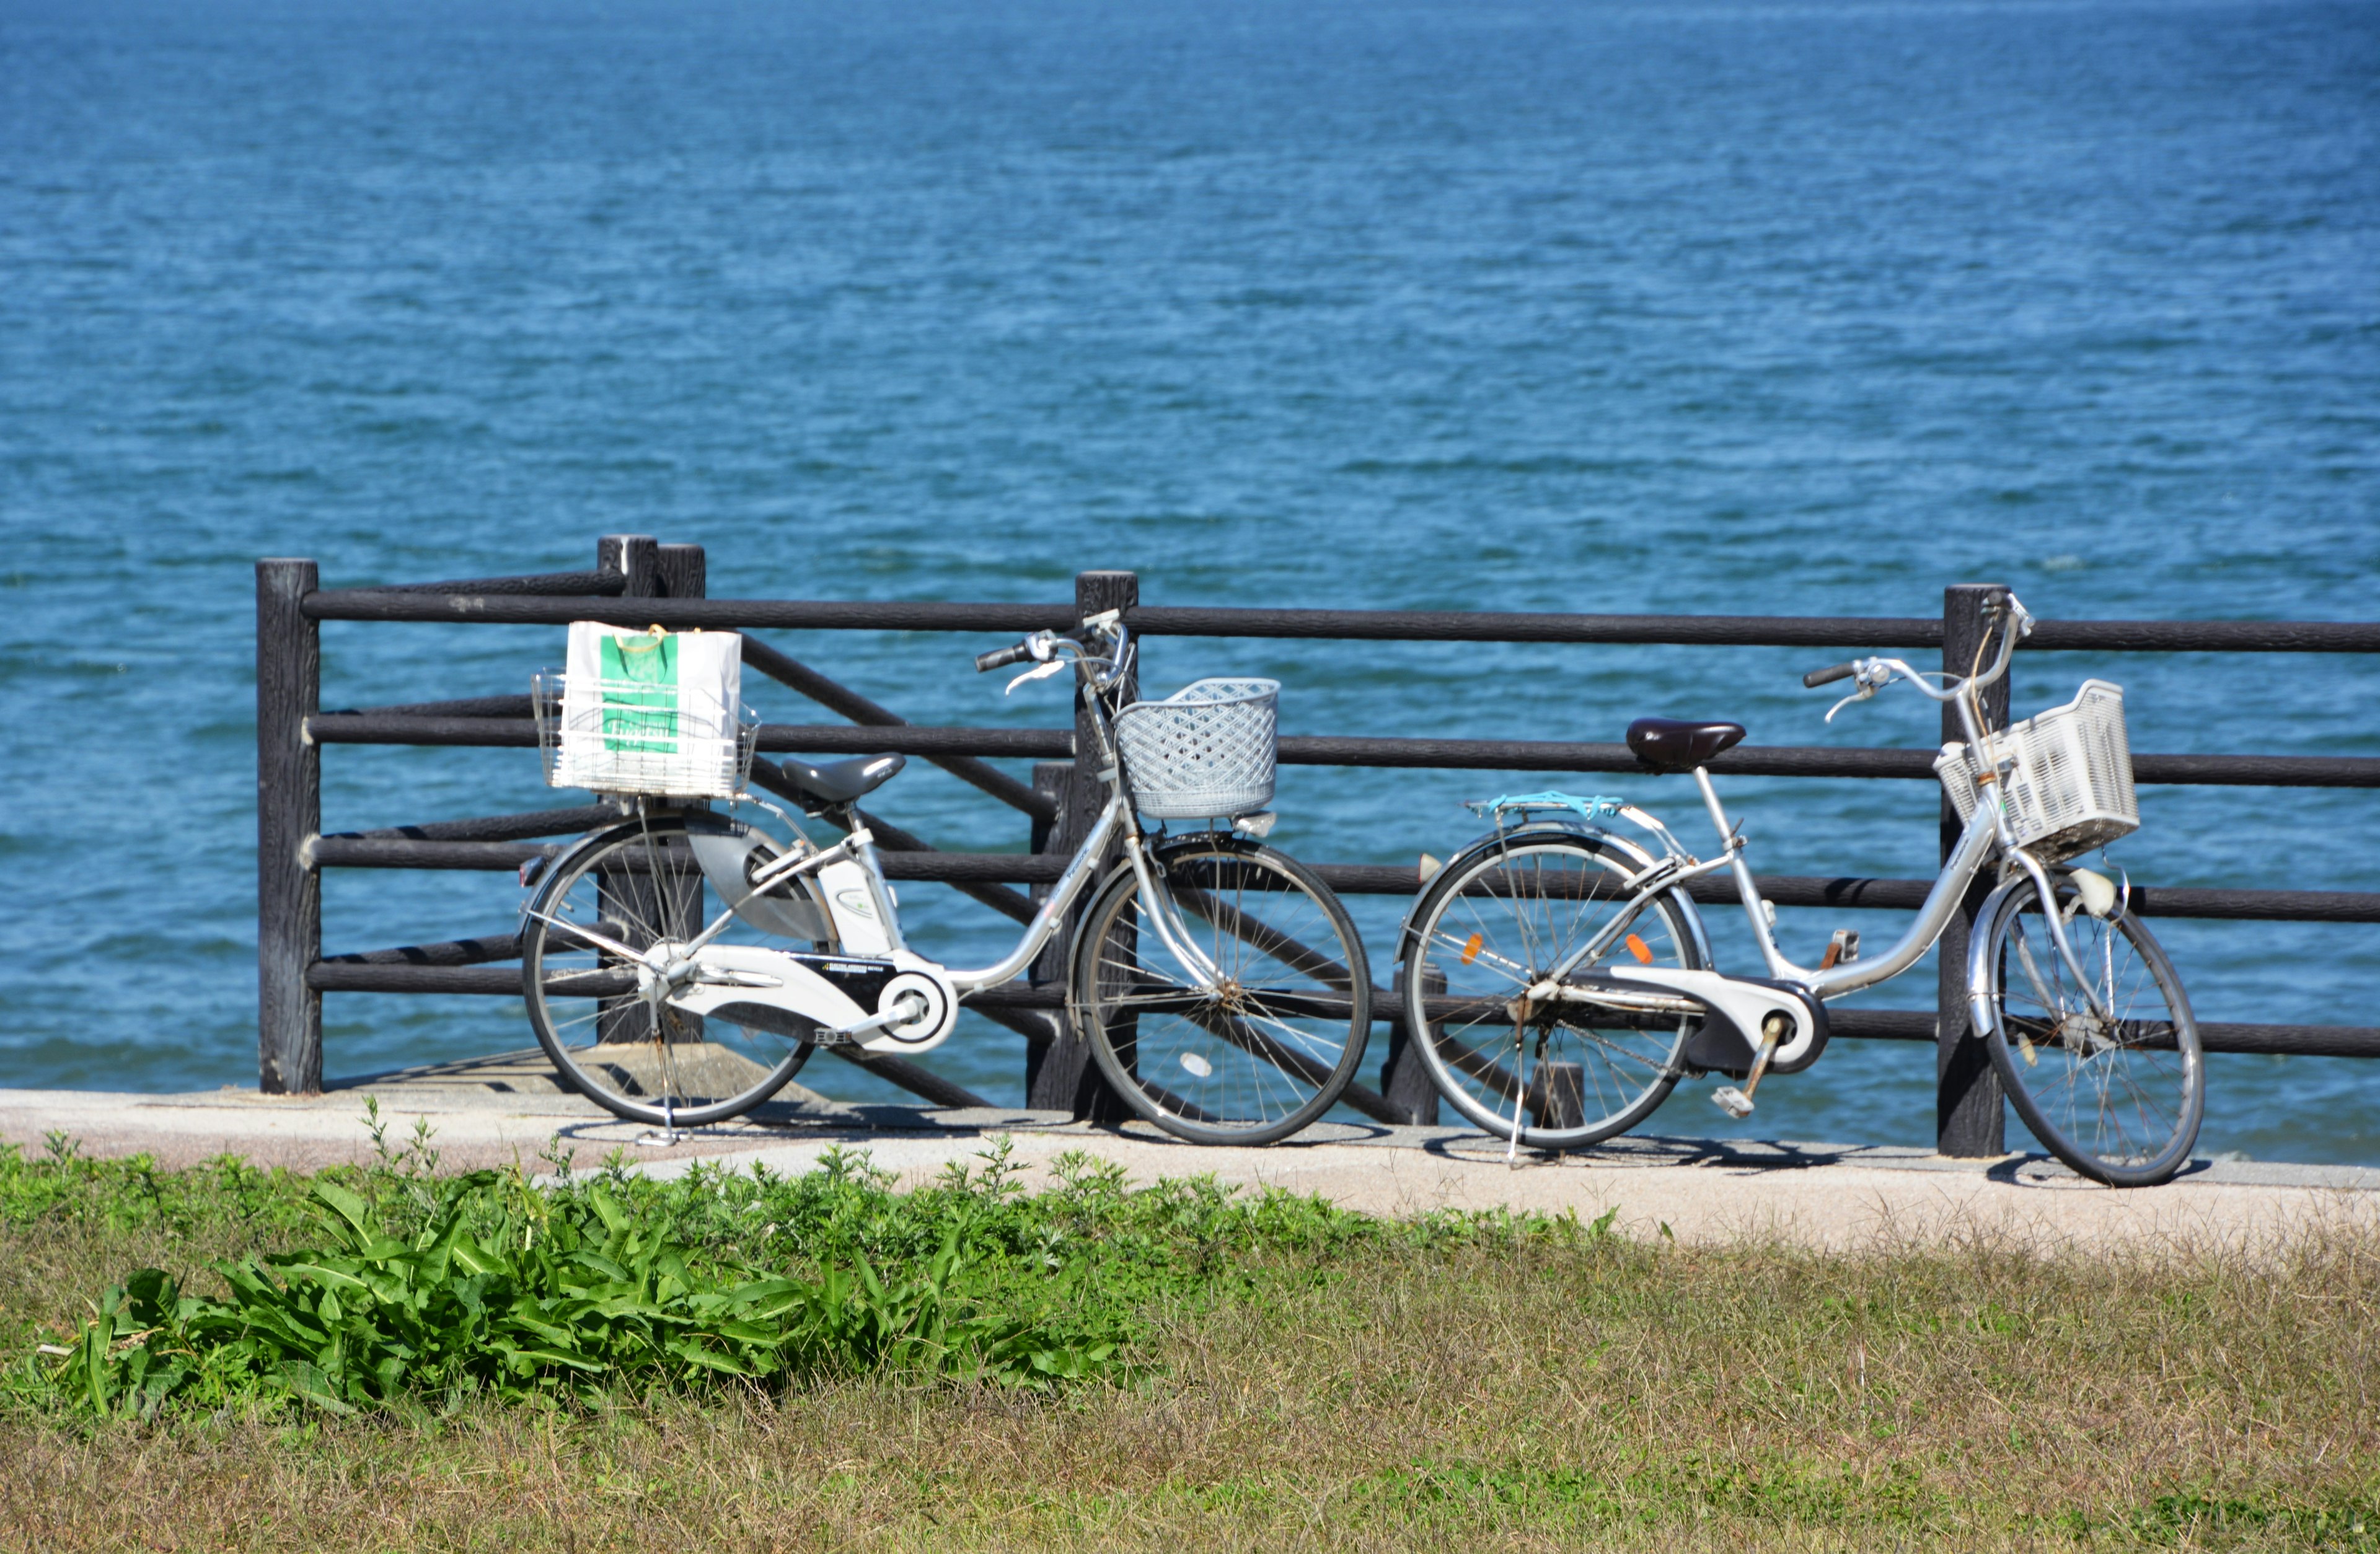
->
739, 634, 1056, 819
297, 711, 2380, 790
1025, 584, 1140, 1124
2024, 618, 2380, 654
308, 962, 635, 996
1937, 584, 2011, 1157
298, 586, 2380, 654
328, 803, 630, 845
349, 693, 535, 719
1024, 760, 1103, 1115
312, 837, 558, 871
307, 590, 1079, 632
596, 535, 659, 601
258, 559, 323, 1095
296, 959, 2380, 1064
1822, 1007, 2380, 1060
320, 934, 523, 967
2196, 1023, 2380, 1059
1382, 967, 1443, 1125
379, 569, 625, 597
656, 543, 705, 602
1126, 606, 1943, 647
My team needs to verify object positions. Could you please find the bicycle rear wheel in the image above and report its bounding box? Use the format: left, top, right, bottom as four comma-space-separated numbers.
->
1069, 838, 1371, 1145
521, 813, 817, 1127
1978, 878, 2203, 1187
1401, 829, 1699, 1151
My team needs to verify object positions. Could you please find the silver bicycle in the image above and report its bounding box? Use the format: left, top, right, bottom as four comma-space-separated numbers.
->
519, 613, 1372, 1143
1397, 589, 2204, 1187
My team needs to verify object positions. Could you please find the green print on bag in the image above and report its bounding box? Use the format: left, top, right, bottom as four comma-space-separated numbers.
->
599, 631, 678, 752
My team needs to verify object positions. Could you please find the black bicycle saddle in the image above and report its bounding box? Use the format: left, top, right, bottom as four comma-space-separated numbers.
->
774, 753, 907, 807
1626, 718, 1747, 772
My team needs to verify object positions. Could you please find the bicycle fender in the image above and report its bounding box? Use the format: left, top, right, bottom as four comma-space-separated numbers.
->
1964, 876, 2034, 1039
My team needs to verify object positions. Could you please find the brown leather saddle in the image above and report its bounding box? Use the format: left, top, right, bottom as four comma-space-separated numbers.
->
1626, 716, 1747, 772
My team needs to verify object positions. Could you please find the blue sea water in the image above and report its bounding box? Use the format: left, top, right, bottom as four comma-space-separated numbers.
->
3, 0, 2377, 1161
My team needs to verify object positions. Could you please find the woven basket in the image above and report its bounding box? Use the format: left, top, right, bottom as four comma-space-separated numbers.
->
1936, 678, 2139, 864
1113, 678, 1279, 820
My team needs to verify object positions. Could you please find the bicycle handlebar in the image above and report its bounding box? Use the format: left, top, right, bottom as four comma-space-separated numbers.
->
1808, 592, 2035, 718
974, 641, 1036, 673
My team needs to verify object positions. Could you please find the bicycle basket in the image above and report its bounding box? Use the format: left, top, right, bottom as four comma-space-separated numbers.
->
533, 671, 759, 799
1113, 677, 1279, 820
1935, 678, 2138, 864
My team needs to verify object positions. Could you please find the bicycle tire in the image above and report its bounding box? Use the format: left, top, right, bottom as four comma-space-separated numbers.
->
1401, 827, 1701, 1151
1069, 836, 1371, 1145
1978, 877, 2203, 1187
521, 813, 818, 1127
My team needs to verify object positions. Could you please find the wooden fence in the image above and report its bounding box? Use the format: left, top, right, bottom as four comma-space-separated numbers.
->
258, 536, 2380, 1154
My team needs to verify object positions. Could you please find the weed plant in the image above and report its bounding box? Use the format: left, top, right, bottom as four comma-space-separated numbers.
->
2, 1125, 2376, 1550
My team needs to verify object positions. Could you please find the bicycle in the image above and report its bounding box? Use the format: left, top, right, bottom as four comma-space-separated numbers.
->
519, 612, 1372, 1143
1396, 589, 2204, 1187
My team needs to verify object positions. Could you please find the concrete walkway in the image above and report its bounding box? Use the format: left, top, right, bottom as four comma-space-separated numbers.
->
6, 1055, 2375, 1253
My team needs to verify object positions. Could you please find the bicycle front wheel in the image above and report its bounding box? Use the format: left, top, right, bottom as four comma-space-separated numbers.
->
1979, 878, 2203, 1187
1401, 829, 1700, 1151
521, 814, 817, 1127
1069, 838, 1371, 1145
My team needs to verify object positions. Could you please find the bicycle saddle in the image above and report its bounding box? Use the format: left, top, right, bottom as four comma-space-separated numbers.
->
774, 752, 906, 807
1626, 718, 1747, 771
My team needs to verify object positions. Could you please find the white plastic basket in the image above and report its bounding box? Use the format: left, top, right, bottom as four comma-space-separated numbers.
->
534, 672, 759, 799
1936, 678, 2139, 864
1113, 677, 1279, 820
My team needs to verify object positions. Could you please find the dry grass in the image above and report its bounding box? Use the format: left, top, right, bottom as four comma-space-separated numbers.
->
3, 1169, 2376, 1551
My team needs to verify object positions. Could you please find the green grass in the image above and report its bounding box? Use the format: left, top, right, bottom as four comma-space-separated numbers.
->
2, 1126, 2375, 1550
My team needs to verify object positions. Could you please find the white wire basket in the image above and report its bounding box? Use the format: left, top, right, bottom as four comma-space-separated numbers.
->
1114, 677, 1279, 820
533, 672, 759, 799
1935, 678, 2139, 864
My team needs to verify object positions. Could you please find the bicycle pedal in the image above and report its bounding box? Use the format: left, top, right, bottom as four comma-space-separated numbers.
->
1709, 1086, 1755, 1120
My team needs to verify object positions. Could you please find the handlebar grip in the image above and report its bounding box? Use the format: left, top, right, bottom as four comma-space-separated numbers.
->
1802, 661, 1858, 688
974, 642, 1034, 673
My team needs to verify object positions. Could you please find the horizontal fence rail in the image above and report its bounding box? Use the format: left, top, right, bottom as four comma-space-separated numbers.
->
304, 713, 2380, 790
257, 537, 2380, 1156
303, 589, 2380, 653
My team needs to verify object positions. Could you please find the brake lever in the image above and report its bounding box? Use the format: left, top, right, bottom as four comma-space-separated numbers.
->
1822, 659, 1890, 723
1005, 657, 1069, 695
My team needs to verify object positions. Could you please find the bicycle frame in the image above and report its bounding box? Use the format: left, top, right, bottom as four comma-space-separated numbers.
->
579, 617, 1228, 1045
1517, 592, 2112, 1022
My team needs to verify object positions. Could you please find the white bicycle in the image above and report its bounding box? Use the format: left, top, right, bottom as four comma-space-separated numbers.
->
1398, 589, 2205, 1187
519, 613, 1372, 1143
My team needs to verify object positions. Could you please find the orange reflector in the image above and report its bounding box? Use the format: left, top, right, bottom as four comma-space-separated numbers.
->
1459, 933, 1484, 965
1626, 934, 1654, 965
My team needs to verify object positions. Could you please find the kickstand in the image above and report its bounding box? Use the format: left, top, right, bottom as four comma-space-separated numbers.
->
638, 1095, 683, 1149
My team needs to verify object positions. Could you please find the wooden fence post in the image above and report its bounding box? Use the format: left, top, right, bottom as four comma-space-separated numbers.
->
1937, 582, 2011, 1156
257, 558, 322, 1095
1023, 572, 1138, 1120
656, 542, 705, 602
1382, 967, 1442, 1125
598, 533, 659, 597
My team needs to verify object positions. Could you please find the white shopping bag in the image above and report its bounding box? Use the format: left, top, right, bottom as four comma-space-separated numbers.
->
553, 623, 745, 796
